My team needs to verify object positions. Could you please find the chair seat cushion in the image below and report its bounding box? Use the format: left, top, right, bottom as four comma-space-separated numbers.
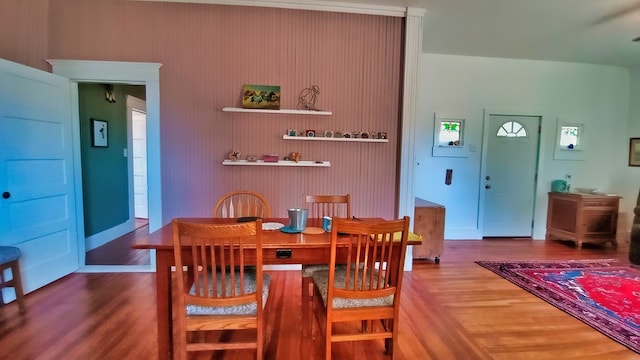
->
311, 268, 393, 309
302, 264, 329, 277
0, 246, 21, 264
302, 264, 350, 277
187, 271, 271, 316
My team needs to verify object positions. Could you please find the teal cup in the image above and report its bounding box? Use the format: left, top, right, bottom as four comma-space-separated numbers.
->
551, 180, 567, 192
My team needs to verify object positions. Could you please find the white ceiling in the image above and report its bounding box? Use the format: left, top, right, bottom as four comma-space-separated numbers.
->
323, 0, 640, 67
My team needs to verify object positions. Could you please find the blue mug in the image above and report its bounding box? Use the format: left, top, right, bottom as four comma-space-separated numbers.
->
322, 216, 332, 231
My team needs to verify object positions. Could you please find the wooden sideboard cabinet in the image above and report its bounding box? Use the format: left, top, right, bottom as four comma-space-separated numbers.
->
545, 192, 621, 248
413, 198, 445, 263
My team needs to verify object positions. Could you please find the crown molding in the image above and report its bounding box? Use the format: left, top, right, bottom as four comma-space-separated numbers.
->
134, 0, 408, 17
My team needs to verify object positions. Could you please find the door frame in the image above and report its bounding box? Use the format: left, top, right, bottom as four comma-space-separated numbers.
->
48, 60, 162, 271
479, 108, 549, 239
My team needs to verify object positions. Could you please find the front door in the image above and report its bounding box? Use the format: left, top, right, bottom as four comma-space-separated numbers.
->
0, 59, 79, 293
482, 114, 540, 237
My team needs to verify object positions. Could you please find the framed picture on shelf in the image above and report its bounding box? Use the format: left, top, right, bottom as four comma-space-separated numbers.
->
629, 138, 640, 166
91, 118, 108, 147
241, 84, 281, 110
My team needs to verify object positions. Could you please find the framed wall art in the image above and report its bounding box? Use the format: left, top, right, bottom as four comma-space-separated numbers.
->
629, 138, 640, 166
91, 118, 108, 147
241, 84, 281, 109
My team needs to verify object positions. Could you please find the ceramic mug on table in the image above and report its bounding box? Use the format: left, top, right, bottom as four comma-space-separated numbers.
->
322, 216, 332, 231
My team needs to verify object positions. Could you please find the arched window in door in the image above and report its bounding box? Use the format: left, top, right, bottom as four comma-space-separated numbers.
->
496, 121, 528, 137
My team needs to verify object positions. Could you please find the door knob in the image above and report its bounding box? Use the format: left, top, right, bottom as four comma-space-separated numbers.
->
485, 185, 491, 189
2, 192, 10, 199
485, 176, 491, 180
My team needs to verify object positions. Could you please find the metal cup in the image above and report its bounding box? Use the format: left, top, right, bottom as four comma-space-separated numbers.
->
288, 208, 308, 231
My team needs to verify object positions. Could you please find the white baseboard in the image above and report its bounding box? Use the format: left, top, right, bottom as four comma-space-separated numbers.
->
85, 219, 135, 251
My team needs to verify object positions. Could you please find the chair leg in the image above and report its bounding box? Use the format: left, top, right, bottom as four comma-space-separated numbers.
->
11, 260, 26, 313
302, 275, 312, 337
0, 260, 26, 313
302, 275, 313, 301
325, 322, 332, 360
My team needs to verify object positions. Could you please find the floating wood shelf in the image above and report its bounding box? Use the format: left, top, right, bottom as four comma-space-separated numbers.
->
222, 107, 332, 116
222, 160, 330, 167
282, 135, 388, 143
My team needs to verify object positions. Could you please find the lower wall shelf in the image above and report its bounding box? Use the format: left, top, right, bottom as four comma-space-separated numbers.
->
283, 135, 388, 143
222, 160, 330, 167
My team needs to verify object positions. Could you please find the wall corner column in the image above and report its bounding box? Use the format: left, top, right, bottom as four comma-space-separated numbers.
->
398, 7, 424, 270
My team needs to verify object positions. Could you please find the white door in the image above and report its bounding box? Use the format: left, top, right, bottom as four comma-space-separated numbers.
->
482, 114, 540, 237
0, 59, 79, 293
127, 96, 148, 219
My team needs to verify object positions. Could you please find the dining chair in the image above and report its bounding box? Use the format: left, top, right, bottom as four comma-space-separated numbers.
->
0, 246, 26, 313
172, 218, 271, 360
310, 216, 410, 359
212, 190, 272, 218
301, 194, 351, 310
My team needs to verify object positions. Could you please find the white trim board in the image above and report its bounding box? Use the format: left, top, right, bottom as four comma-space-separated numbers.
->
134, 0, 408, 17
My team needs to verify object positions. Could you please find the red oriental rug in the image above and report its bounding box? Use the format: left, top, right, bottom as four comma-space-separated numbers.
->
476, 259, 640, 353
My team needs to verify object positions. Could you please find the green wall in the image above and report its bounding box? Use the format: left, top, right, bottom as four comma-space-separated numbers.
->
78, 84, 144, 236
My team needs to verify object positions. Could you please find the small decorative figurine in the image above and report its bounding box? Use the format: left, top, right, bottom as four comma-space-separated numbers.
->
228, 150, 241, 161
283, 152, 301, 162
246, 154, 258, 162
297, 85, 321, 111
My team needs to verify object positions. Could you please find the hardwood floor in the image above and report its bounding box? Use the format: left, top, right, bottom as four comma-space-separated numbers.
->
85, 219, 150, 265
1, 237, 636, 359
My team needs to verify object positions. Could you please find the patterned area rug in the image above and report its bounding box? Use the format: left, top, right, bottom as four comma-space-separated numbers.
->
476, 259, 640, 353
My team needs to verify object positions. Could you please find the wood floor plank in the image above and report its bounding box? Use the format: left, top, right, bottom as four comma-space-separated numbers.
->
1, 237, 636, 359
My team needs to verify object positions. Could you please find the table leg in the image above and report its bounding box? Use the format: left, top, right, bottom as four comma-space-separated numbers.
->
156, 250, 173, 360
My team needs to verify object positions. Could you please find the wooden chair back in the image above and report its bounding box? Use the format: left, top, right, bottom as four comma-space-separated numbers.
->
213, 190, 272, 218
303, 194, 351, 228
172, 218, 266, 359
314, 216, 410, 358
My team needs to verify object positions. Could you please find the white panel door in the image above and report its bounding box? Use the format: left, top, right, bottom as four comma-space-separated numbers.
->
132, 108, 148, 219
482, 114, 540, 237
0, 59, 79, 293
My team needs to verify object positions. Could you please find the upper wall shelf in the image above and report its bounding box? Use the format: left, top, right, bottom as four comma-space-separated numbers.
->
222, 160, 330, 167
222, 107, 332, 116
282, 135, 388, 143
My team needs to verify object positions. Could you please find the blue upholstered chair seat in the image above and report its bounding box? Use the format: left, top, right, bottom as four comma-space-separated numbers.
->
0, 246, 21, 264
311, 269, 393, 309
187, 271, 271, 316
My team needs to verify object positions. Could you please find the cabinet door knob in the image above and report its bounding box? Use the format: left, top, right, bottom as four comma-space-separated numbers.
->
485, 185, 491, 189
2, 191, 10, 199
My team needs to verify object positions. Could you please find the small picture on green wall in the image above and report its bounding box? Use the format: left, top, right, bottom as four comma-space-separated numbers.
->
242, 84, 281, 110
91, 118, 108, 147
630, 138, 640, 167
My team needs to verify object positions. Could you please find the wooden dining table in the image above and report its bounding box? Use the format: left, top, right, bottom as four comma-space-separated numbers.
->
132, 217, 421, 360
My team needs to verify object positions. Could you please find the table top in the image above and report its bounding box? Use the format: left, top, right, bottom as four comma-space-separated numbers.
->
132, 217, 422, 250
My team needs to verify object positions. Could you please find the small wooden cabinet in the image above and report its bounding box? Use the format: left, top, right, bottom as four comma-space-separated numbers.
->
412, 198, 445, 263
546, 192, 621, 248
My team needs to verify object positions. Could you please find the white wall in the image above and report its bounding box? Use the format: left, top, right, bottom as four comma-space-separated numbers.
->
416, 54, 633, 239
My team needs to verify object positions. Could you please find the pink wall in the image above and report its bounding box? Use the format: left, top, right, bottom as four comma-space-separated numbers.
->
0, 0, 50, 70
4, 0, 404, 221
